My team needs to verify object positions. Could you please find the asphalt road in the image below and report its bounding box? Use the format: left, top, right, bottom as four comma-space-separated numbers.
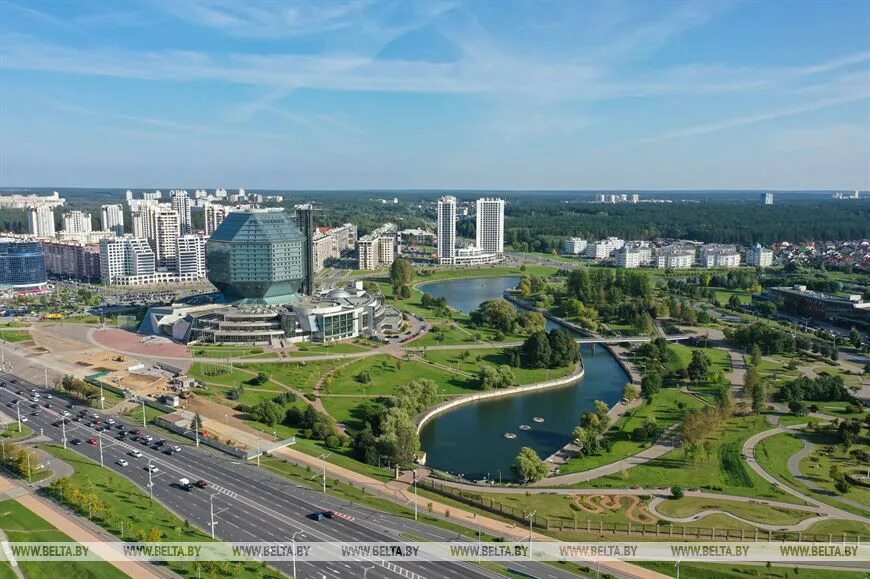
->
0, 372, 596, 579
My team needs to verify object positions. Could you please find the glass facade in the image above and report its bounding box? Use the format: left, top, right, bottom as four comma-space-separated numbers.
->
0, 239, 47, 289
207, 211, 307, 303
321, 311, 355, 340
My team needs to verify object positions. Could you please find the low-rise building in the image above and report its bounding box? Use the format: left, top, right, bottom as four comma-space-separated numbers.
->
615, 244, 652, 268
746, 244, 773, 268
399, 228, 436, 247
564, 237, 587, 255
585, 237, 624, 260
700, 244, 741, 268
656, 246, 696, 269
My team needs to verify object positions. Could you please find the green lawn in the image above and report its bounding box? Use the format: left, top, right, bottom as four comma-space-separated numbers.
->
654, 496, 815, 526
1, 424, 33, 441
41, 445, 278, 579
575, 416, 805, 503
668, 344, 732, 374
638, 561, 868, 579
286, 343, 368, 356
413, 319, 527, 346
0, 329, 31, 343
0, 499, 126, 579
422, 348, 571, 385
756, 431, 870, 519
327, 355, 476, 396
712, 288, 752, 306
559, 389, 705, 475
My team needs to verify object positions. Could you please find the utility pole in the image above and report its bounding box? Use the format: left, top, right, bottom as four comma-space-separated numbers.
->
16, 402, 21, 432
141, 399, 146, 427
412, 469, 418, 521
98, 433, 104, 467
62, 419, 67, 449
147, 465, 154, 501
99, 383, 105, 410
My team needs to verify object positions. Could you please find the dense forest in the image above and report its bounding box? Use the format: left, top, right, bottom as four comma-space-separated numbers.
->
504, 200, 870, 250
3, 188, 868, 246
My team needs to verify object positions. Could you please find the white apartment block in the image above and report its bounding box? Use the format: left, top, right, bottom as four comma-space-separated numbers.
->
0, 191, 64, 209
564, 237, 587, 254
762, 193, 774, 205
357, 224, 396, 270
700, 244, 741, 268
170, 190, 192, 235
100, 235, 155, 285
331, 223, 358, 252
746, 244, 773, 268
313, 232, 338, 273
27, 206, 55, 238
153, 207, 181, 268
437, 196, 457, 265
204, 202, 229, 236
616, 245, 652, 269
585, 237, 624, 259
656, 246, 696, 269
476, 197, 505, 255
176, 235, 207, 280
101, 204, 125, 235
62, 210, 93, 234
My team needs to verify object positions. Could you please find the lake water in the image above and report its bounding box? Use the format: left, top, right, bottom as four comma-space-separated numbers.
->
417, 276, 629, 480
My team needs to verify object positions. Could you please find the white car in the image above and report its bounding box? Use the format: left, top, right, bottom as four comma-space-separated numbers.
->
146, 464, 159, 473
106, 419, 116, 425
44, 394, 52, 399
116, 459, 129, 467
171, 445, 182, 453
62, 411, 70, 416
144, 435, 154, 442
20, 416, 28, 422
129, 450, 143, 458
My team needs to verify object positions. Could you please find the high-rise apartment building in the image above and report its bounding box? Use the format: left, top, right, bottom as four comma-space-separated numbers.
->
564, 237, 587, 255
475, 197, 504, 255
153, 207, 181, 268
176, 235, 207, 280
28, 206, 56, 238
204, 202, 229, 236
100, 235, 156, 285
762, 193, 774, 205
62, 210, 93, 233
356, 224, 396, 270
101, 204, 125, 235
170, 190, 192, 235
437, 196, 457, 265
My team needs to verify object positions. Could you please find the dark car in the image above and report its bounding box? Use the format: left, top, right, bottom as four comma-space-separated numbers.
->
194, 480, 208, 489
308, 512, 325, 521
70, 438, 82, 445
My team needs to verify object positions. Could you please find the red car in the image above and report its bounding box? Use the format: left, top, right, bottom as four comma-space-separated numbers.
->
194, 480, 208, 489
132, 430, 142, 436
86, 438, 97, 445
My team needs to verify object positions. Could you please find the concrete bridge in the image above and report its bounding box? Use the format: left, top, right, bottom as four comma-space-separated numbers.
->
573, 334, 690, 344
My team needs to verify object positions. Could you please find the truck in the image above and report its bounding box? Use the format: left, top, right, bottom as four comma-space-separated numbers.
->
178, 478, 193, 491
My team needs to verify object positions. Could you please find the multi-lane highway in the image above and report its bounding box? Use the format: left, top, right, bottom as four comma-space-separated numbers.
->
0, 371, 600, 579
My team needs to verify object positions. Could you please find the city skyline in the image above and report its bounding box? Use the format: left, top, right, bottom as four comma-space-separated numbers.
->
0, 0, 868, 190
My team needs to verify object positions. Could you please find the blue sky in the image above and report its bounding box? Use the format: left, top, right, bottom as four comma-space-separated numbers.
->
0, 0, 868, 190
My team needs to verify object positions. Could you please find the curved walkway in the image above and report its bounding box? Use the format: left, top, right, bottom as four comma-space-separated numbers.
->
647, 496, 827, 532
531, 424, 681, 486
743, 427, 869, 524
785, 433, 870, 514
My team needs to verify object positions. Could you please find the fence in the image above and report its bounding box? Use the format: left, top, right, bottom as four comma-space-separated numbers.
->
418, 479, 863, 544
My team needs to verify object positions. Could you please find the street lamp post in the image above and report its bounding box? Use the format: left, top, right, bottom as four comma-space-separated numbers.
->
16, 402, 22, 432
98, 434, 104, 467
527, 510, 536, 559
99, 383, 105, 411
62, 419, 67, 449
412, 469, 418, 521
147, 465, 154, 501
141, 399, 146, 428
362, 565, 374, 579
318, 453, 331, 493
291, 531, 304, 579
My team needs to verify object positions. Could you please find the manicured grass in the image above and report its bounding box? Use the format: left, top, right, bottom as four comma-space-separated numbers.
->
0, 320, 30, 328
1, 423, 33, 440
668, 344, 732, 374
41, 445, 277, 579
241, 360, 335, 393
576, 416, 805, 504
415, 265, 558, 283
413, 319, 527, 346
423, 348, 571, 385
756, 431, 870, 519
638, 561, 868, 579
191, 346, 268, 359
559, 389, 704, 474
712, 288, 752, 306
328, 355, 476, 396
0, 329, 30, 343
0, 499, 126, 579
287, 343, 368, 356
655, 497, 815, 526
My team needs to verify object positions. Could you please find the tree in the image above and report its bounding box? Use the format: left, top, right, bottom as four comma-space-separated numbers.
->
640, 371, 662, 401
849, 328, 862, 349
521, 330, 551, 369
248, 400, 285, 426
519, 311, 546, 334
788, 400, 807, 416
752, 381, 766, 414
743, 365, 761, 403
622, 384, 640, 402
356, 371, 373, 384
749, 343, 763, 367
670, 486, 684, 499
511, 447, 548, 483
389, 258, 414, 289
363, 281, 380, 294
728, 294, 742, 309
687, 350, 711, 384
547, 329, 579, 368
398, 285, 411, 299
